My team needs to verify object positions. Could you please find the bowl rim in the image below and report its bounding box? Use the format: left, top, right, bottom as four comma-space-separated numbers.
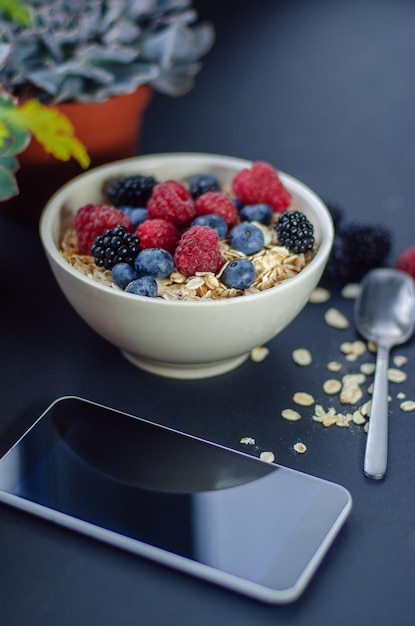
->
39, 151, 334, 309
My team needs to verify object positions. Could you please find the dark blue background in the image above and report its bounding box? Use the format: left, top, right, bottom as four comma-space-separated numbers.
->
1, 1, 414, 624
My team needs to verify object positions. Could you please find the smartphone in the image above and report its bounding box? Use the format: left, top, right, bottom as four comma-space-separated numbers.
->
0, 396, 351, 604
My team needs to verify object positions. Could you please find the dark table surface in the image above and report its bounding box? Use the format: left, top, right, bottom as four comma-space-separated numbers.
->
1, 1, 415, 624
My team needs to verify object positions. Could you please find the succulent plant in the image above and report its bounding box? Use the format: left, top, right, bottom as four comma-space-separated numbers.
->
0, 0, 215, 104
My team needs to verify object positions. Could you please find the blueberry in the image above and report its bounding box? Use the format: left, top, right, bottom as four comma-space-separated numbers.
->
229, 223, 264, 255
221, 258, 256, 289
126, 276, 158, 298
192, 214, 228, 238
121, 206, 147, 229
231, 197, 244, 210
112, 262, 139, 289
134, 248, 175, 278
189, 174, 219, 199
239, 203, 273, 225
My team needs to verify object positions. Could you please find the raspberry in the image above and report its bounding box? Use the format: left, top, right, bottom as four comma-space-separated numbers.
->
74, 204, 132, 254
232, 161, 291, 212
174, 225, 225, 277
195, 191, 239, 227
136, 218, 180, 253
395, 246, 415, 279
147, 180, 196, 226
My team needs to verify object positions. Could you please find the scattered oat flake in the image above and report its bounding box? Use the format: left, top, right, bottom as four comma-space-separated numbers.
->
323, 379, 342, 394
292, 348, 312, 366
260, 451, 275, 463
387, 368, 407, 383
240, 437, 256, 445
340, 384, 363, 405
324, 308, 350, 329
360, 400, 372, 417
281, 408, 302, 421
352, 410, 366, 425
336, 414, 351, 427
400, 401, 415, 412
397, 392, 406, 400
250, 346, 269, 362
293, 442, 307, 454
341, 283, 361, 299
327, 361, 342, 372
293, 392, 315, 406
340, 340, 366, 358
360, 362, 376, 375
393, 355, 408, 368
368, 341, 377, 353
309, 287, 331, 303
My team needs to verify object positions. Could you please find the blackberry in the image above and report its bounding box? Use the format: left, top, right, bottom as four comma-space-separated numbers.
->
105, 175, 157, 207
91, 225, 140, 270
342, 223, 392, 268
324, 235, 357, 279
324, 224, 392, 280
188, 174, 219, 199
275, 210, 315, 253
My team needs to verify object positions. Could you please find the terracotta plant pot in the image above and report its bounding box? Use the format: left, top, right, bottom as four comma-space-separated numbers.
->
3, 85, 152, 223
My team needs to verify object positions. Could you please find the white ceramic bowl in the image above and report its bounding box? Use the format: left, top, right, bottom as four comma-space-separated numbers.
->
40, 153, 334, 379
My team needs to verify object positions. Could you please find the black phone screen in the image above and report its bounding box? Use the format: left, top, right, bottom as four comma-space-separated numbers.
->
0, 397, 351, 603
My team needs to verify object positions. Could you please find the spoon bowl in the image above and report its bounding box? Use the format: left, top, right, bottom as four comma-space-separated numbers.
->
354, 268, 415, 479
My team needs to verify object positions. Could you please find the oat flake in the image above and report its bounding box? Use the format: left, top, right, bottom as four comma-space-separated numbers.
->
250, 346, 269, 362
341, 283, 361, 299
323, 379, 342, 394
260, 451, 275, 463
387, 368, 407, 383
281, 408, 302, 421
324, 308, 350, 329
292, 348, 312, 366
293, 442, 307, 454
400, 401, 415, 412
293, 392, 315, 406
240, 437, 256, 445
309, 287, 331, 303
327, 361, 342, 372
393, 355, 408, 367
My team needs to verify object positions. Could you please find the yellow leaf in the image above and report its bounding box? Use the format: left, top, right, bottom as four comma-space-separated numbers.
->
11, 100, 90, 168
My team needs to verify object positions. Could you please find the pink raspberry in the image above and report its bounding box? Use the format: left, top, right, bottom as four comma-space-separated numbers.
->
395, 246, 415, 279
147, 180, 196, 226
74, 204, 132, 254
195, 191, 239, 227
232, 161, 291, 212
135, 218, 180, 253
174, 225, 225, 277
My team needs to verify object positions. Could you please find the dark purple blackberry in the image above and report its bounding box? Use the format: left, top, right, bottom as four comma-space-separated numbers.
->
342, 223, 392, 268
324, 224, 392, 280
275, 210, 315, 253
91, 225, 140, 270
105, 175, 157, 207
324, 235, 357, 279
188, 174, 219, 199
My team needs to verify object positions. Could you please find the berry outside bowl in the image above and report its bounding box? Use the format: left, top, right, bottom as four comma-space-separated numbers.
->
39, 152, 334, 379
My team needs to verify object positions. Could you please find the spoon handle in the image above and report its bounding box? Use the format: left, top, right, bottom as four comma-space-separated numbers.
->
364, 345, 389, 479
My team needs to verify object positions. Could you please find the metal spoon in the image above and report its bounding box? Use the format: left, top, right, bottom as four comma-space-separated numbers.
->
354, 268, 415, 480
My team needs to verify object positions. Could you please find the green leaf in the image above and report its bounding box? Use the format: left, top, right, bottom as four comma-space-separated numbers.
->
0, 124, 30, 156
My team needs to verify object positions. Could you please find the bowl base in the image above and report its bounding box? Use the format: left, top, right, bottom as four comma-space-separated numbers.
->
121, 350, 250, 379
